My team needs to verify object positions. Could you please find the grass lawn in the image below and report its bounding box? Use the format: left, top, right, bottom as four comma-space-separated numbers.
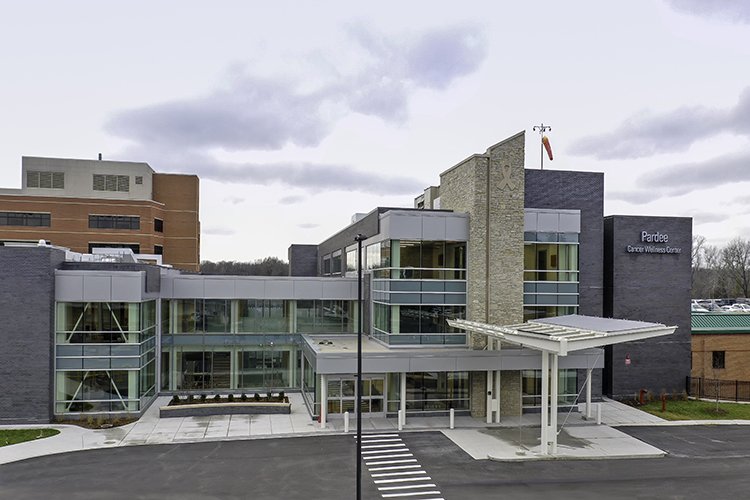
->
638, 398, 750, 420
0, 429, 60, 447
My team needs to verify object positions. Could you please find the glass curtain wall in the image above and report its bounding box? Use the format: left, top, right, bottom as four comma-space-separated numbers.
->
523, 232, 580, 321
370, 240, 467, 345
161, 299, 355, 393
55, 301, 157, 414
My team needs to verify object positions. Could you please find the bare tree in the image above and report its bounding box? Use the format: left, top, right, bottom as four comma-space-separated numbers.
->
721, 237, 750, 298
692, 235, 706, 289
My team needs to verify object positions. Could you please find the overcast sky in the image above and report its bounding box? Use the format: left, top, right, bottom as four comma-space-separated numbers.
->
1, 1, 749, 261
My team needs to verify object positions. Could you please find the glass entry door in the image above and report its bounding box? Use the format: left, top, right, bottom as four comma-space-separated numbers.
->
327, 377, 384, 416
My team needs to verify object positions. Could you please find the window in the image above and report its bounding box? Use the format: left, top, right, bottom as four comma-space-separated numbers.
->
0, 212, 51, 227
93, 174, 129, 192
89, 215, 140, 230
154, 245, 163, 255
154, 218, 164, 232
27, 170, 64, 189
712, 351, 725, 369
135, 176, 143, 185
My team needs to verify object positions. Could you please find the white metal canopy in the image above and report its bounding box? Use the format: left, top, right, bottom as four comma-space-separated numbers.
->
447, 314, 677, 356
448, 314, 677, 456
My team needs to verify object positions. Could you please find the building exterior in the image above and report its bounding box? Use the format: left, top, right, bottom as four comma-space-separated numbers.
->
692, 313, 750, 381
0, 132, 692, 425
0, 156, 200, 271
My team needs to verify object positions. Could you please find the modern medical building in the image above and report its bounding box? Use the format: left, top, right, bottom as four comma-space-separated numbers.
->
0, 131, 692, 426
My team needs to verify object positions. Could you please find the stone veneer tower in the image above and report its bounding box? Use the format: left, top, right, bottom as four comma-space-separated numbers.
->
438, 131, 526, 416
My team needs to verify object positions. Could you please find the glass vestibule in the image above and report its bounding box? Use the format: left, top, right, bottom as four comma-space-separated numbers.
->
325, 376, 385, 415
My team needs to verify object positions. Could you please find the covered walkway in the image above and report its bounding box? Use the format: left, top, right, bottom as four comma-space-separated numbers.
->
449, 314, 677, 455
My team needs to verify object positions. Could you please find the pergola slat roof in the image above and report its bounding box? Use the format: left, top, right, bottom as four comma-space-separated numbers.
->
448, 314, 677, 355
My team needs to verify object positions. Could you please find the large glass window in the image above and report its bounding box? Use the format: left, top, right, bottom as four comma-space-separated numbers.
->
387, 372, 469, 413
55, 300, 156, 414
0, 212, 51, 227
296, 300, 354, 333
236, 300, 288, 333
521, 369, 578, 407
88, 215, 140, 230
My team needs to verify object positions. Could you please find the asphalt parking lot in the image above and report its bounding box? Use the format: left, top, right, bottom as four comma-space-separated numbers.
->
3, 427, 750, 500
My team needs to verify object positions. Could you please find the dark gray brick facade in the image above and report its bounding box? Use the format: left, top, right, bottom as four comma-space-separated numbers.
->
288, 244, 318, 277
603, 216, 692, 399
0, 246, 64, 423
525, 169, 605, 317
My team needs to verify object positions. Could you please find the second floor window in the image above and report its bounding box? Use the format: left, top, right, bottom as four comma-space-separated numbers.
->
89, 215, 140, 230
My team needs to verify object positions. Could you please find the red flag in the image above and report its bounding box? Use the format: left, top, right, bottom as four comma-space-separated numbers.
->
542, 136, 553, 161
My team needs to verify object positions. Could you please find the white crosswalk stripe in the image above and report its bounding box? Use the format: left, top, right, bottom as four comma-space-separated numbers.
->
362, 434, 445, 499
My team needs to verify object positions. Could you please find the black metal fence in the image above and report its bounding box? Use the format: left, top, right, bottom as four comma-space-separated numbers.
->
687, 376, 750, 402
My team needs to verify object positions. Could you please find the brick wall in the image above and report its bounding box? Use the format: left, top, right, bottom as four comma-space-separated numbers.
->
692, 334, 750, 382
0, 246, 64, 423
603, 215, 692, 398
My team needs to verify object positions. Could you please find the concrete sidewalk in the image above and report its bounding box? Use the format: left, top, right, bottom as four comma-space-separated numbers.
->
1, 394, 744, 465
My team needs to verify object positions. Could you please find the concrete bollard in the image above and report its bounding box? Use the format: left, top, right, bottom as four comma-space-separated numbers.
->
398, 410, 403, 431
596, 402, 602, 425
344, 411, 349, 433
449, 408, 455, 429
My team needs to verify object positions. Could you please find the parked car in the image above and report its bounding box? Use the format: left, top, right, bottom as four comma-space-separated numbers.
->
691, 303, 710, 313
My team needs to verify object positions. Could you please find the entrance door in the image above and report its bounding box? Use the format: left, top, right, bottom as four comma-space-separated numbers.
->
326, 377, 385, 417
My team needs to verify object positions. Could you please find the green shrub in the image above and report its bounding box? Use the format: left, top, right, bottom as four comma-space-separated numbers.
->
187, 394, 195, 404
213, 394, 222, 402
200, 394, 207, 402
253, 393, 261, 402
240, 393, 248, 402
171, 395, 181, 405
228, 394, 235, 402
278, 391, 285, 401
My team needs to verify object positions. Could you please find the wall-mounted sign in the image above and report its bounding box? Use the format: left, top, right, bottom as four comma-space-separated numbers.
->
626, 230, 682, 254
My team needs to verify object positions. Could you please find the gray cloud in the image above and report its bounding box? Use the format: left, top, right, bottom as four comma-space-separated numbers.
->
636, 150, 750, 196
665, 0, 750, 23
279, 195, 306, 205
570, 87, 750, 159
203, 227, 236, 236
606, 189, 662, 204
133, 147, 423, 195
107, 24, 486, 152
690, 212, 731, 224
604, 150, 750, 205
297, 223, 319, 229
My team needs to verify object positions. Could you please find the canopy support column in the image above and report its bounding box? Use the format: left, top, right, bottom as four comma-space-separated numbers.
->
550, 353, 559, 455
540, 351, 549, 455
586, 367, 593, 419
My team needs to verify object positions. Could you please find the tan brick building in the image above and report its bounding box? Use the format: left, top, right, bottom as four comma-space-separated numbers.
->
692, 313, 750, 381
0, 156, 200, 271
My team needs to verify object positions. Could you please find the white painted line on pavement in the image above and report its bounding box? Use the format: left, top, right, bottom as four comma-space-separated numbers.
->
378, 484, 437, 491
363, 443, 407, 449
374, 476, 432, 484
371, 470, 427, 478
365, 459, 418, 466
364, 453, 414, 460
369, 465, 422, 472
381, 490, 441, 497
363, 448, 408, 454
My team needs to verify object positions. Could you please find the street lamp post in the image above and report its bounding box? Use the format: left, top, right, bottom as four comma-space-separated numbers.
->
354, 233, 367, 500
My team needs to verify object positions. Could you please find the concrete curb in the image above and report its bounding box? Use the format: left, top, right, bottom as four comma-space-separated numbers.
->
487, 451, 667, 462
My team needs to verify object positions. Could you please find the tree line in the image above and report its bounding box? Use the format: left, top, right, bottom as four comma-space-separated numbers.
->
692, 236, 750, 299
200, 257, 289, 276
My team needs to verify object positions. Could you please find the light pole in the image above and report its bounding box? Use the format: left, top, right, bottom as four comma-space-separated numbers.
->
354, 233, 367, 500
